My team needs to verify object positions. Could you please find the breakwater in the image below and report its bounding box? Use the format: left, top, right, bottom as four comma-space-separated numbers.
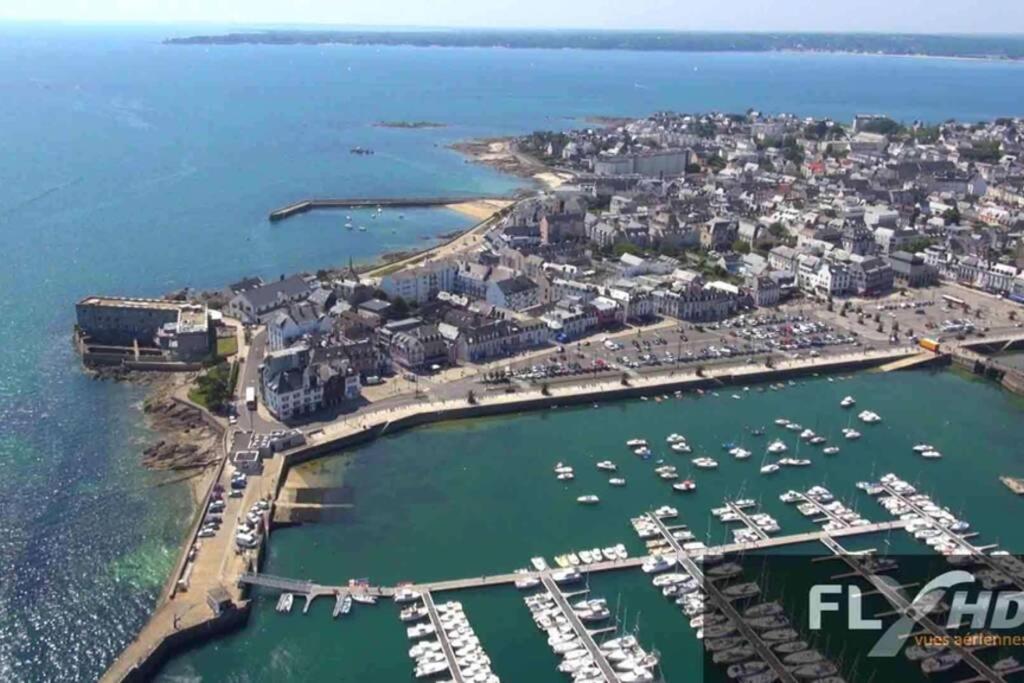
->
268, 196, 511, 222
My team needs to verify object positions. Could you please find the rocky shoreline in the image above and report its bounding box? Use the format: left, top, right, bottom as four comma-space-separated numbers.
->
89, 367, 222, 476
450, 137, 548, 179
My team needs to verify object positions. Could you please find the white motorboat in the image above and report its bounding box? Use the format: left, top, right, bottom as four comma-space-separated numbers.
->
530, 556, 548, 571
920, 449, 942, 459
666, 433, 686, 444
760, 463, 780, 474
633, 447, 652, 457
673, 479, 697, 492
671, 442, 693, 453
557, 472, 575, 481
609, 477, 627, 486
799, 429, 816, 440
653, 505, 678, 518
626, 438, 647, 448
692, 457, 719, 469
774, 418, 790, 426
840, 395, 856, 408
393, 587, 422, 604
767, 440, 788, 454
823, 446, 840, 455
514, 569, 540, 589
596, 460, 617, 472
641, 554, 677, 573
842, 427, 861, 440
858, 410, 882, 424
779, 458, 811, 467
577, 495, 600, 505
729, 447, 752, 460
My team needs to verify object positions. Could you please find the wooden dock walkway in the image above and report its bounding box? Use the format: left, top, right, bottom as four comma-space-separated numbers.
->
421, 590, 465, 683
539, 573, 621, 683
795, 492, 850, 529
268, 196, 508, 221
724, 501, 770, 541
647, 512, 799, 683
877, 484, 1022, 591
238, 521, 910, 605
819, 535, 1005, 683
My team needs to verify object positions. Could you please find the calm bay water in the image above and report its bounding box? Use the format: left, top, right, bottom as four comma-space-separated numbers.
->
2, 22, 1024, 682
159, 370, 1024, 682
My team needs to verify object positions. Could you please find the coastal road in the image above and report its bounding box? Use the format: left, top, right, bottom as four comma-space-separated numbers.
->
237, 328, 280, 435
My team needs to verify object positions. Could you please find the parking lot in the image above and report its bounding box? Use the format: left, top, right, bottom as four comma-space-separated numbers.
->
811, 283, 1024, 345
490, 312, 867, 386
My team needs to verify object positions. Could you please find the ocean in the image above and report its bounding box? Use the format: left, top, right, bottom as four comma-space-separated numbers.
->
2, 22, 1024, 682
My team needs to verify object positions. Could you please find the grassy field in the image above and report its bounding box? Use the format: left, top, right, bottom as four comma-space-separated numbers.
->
216, 335, 238, 358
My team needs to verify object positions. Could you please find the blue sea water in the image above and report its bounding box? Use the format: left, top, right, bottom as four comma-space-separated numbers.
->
1, 22, 1024, 682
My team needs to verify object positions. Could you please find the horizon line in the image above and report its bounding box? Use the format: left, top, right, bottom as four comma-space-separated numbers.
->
2, 19, 1024, 38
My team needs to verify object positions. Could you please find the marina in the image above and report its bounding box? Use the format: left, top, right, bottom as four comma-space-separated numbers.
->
158, 369, 1024, 682
238, 520, 909, 605
536, 574, 623, 682
819, 534, 1006, 683
644, 512, 799, 683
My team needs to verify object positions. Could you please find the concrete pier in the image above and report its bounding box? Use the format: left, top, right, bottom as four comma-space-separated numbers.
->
539, 573, 621, 683
268, 196, 509, 221
421, 591, 465, 683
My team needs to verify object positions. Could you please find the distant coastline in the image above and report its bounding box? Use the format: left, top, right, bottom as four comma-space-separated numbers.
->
373, 120, 447, 129
163, 30, 1024, 62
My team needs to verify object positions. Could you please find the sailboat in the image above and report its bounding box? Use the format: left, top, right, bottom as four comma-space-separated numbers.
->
759, 449, 780, 475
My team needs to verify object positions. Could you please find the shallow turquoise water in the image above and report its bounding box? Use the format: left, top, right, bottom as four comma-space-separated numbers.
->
159, 369, 1024, 681
4, 23, 1024, 681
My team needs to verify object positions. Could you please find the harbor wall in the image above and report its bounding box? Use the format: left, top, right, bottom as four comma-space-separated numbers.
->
278, 351, 911, 475
117, 602, 251, 683
268, 195, 511, 221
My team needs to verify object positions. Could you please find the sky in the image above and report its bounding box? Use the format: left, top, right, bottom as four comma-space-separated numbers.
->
3, 0, 1024, 34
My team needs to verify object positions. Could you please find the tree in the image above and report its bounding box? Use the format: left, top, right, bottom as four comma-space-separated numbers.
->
706, 155, 726, 172
541, 382, 551, 396
390, 296, 410, 319
620, 373, 630, 386
860, 117, 904, 136
731, 240, 751, 255
466, 390, 477, 405
191, 362, 232, 410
